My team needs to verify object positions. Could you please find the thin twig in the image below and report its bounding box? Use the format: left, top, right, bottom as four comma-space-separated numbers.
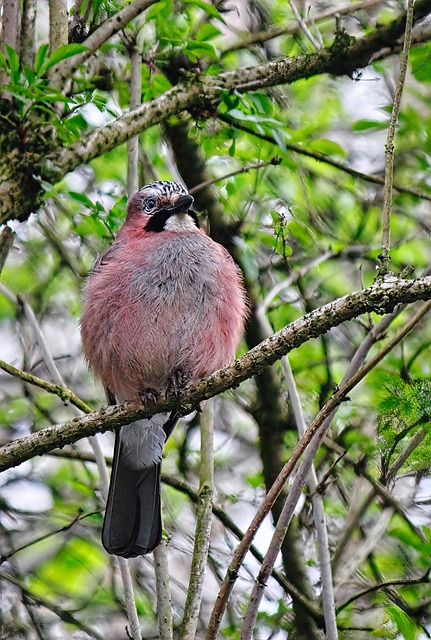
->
189, 157, 282, 195
240, 353, 338, 639
179, 400, 214, 640
0, 358, 92, 413
0, 570, 104, 640
379, 0, 415, 274
127, 36, 143, 196
282, 356, 337, 639
221, 0, 383, 54
154, 540, 174, 640
337, 568, 431, 612
0, 510, 99, 564
334, 508, 394, 595
387, 426, 428, 481
288, 0, 322, 50
323, 438, 427, 543
118, 559, 143, 640
249, 311, 337, 638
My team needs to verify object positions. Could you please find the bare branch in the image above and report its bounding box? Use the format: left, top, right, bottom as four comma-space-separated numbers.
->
253, 308, 337, 638
179, 400, 214, 639
379, 0, 416, 275
154, 541, 174, 640
281, 358, 337, 640
288, 0, 323, 51
0, 355, 91, 413
208, 299, 431, 639
189, 157, 282, 195
337, 568, 431, 612
0, 510, 99, 564
118, 558, 143, 640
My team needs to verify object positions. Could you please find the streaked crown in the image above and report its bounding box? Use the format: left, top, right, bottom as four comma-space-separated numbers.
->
139, 181, 188, 197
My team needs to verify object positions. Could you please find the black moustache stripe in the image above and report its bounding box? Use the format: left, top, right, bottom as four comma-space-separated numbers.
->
145, 209, 200, 232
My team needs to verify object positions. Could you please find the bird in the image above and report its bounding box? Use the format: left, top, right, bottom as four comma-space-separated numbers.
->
80, 180, 247, 558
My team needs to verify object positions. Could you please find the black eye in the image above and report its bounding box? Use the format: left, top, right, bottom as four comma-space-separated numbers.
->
144, 197, 157, 212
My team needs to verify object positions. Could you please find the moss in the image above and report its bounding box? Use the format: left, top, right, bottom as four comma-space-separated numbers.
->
329, 26, 358, 77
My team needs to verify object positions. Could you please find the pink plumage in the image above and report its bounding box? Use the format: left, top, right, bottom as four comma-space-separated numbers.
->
80, 181, 247, 557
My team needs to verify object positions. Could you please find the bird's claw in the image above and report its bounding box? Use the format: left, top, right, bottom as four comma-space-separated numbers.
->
139, 387, 160, 403
167, 368, 191, 397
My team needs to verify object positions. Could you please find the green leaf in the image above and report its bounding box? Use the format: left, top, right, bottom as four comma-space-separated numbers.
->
22, 65, 36, 86
307, 138, 347, 156
386, 604, 420, 640
410, 43, 431, 82
183, 0, 224, 21
44, 43, 88, 71
34, 43, 50, 75
248, 92, 273, 115
146, 1, 166, 20
352, 119, 387, 132
226, 108, 251, 121
271, 128, 287, 152
195, 23, 221, 41
75, 215, 107, 238
68, 191, 98, 209
185, 40, 218, 58
5, 45, 20, 75
0, 50, 7, 71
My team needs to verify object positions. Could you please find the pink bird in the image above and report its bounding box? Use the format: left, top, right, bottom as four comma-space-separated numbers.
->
80, 181, 247, 557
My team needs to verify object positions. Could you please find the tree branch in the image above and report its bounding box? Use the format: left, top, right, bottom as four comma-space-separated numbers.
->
179, 400, 214, 639
154, 540, 174, 640
48, 0, 431, 180
2, 275, 431, 471
379, 0, 415, 275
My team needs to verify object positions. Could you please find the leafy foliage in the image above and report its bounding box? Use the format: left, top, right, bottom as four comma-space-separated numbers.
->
378, 376, 431, 477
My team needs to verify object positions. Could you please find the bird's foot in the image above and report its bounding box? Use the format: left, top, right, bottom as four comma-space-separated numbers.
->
139, 387, 160, 404
167, 368, 191, 397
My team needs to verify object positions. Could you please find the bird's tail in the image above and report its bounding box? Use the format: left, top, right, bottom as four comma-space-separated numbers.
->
102, 415, 169, 557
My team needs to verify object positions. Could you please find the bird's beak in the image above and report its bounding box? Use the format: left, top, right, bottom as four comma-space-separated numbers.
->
166, 194, 194, 214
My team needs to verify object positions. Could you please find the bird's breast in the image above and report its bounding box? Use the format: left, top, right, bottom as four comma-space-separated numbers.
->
129, 235, 218, 310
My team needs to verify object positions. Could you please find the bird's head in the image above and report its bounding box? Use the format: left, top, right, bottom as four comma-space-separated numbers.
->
126, 181, 199, 232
